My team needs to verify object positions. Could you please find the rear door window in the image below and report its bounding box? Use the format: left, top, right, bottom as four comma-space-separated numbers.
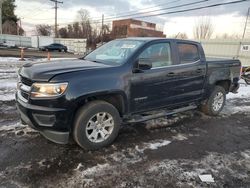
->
177, 43, 200, 64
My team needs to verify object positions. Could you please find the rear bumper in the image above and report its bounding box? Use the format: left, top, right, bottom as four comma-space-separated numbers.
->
16, 93, 70, 144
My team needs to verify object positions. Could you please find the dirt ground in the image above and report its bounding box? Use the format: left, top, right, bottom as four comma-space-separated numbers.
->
0, 58, 250, 188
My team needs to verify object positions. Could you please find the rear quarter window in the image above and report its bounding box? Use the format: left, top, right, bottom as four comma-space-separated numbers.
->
178, 43, 200, 64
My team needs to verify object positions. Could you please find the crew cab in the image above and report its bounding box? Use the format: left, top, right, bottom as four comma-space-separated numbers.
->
16, 38, 241, 150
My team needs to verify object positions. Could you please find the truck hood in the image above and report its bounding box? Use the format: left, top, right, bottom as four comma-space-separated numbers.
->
19, 59, 111, 81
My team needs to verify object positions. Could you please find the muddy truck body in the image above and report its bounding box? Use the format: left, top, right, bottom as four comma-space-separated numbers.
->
16, 38, 241, 150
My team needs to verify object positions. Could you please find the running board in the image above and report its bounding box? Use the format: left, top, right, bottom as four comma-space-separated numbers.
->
124, 105, 197, 123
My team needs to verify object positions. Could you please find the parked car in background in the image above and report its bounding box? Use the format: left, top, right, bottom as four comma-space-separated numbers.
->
16, 38, 241, 150
39, 43, 68, 52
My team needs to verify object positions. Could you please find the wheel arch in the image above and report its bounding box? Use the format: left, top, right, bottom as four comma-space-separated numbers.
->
73, 90, 128, 119
214, 80, 231, 93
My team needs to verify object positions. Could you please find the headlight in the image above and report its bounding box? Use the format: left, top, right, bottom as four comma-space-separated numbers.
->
31, 82, 68, 98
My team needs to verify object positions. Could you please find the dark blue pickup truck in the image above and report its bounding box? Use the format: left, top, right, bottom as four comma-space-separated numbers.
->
16, 38, 241, 150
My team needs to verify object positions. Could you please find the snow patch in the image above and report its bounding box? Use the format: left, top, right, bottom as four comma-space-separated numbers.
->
146, 113, 193, 130
0, 122, 23, 131
75, 163, 84, 171
136, 140, 171, 153
172, 133, 188, 141
147, 150, 250, 187
38, 159, 47, 167
0, 57, 21, 62
227, 84, 250, 99
223, 105, 250, 114
0, 79, 17, 89
0, 122, 37, 137
82, 163, 111, 176
148, 140, 171, 149
0, 68, 17, 73
109, 148, 143, 164
0, 92, 15, 101
0, 57, 76, 63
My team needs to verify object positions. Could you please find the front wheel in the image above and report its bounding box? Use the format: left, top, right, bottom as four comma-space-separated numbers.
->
201, 86, 226, 116
73, 101, 121, 150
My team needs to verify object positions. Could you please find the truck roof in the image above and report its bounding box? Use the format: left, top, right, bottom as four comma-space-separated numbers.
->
117, 37, 199, 44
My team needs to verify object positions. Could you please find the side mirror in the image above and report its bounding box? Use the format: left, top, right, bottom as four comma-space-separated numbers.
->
138, 58, 152, 70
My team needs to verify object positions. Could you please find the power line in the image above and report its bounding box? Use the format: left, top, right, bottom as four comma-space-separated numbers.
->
242, 7, 250, 39
131, 0, 250, 19
57, 0, 250, 26
50, 0, 63, 38
90, 0, 182, 19
95, 0, 210, 22
57, 0, 213, 26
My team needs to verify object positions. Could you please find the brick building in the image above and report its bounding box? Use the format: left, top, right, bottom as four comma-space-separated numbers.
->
112, 19, 165, 38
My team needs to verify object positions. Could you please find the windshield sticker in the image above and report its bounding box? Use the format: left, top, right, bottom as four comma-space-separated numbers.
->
121, 44, 136, 49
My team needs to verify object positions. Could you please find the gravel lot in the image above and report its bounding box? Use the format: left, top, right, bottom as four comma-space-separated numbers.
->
0, 58, 250, 188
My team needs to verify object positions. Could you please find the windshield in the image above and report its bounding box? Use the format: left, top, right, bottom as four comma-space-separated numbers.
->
84, 40, 144, 65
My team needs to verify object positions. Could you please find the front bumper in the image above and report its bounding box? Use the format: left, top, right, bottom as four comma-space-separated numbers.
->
16, 92, 70, 144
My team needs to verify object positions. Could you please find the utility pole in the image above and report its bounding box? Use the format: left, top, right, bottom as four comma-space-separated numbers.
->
101, 14, 104, 44
50, 0, 63, 38
242, 7, 250, 40
236, 7, 250, 59
0, 0, 3, 35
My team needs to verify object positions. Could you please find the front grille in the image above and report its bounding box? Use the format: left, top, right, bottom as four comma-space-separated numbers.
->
21, 91, 29, 100
21, 76, 33, 86
19, 76, 32, 101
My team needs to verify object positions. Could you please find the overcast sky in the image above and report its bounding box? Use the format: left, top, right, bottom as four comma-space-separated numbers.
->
15, 0, 250, 38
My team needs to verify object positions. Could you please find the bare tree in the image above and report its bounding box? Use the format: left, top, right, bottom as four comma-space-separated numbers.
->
193, 17, 214, 40
174, 32, 188, 39
67, 24, 74, 38
57, 9, 110, 48
77, 9, 90, 23
36, 24, 52, 36
77, 9, 92, 38
59, 28, 68, 38
73, 22, 81, 38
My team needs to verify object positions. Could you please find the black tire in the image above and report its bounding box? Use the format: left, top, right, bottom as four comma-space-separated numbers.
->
201, 86, 226, 116
73, 100, 121, 150
59, 49, 62, 52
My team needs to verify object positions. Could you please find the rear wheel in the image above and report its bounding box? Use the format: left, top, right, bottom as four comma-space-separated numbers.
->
244, 75, 250, 85
201, 86, 226, 116
73, 100, 121, 150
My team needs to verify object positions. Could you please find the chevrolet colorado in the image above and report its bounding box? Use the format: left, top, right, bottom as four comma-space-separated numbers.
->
16, 38, 241, 150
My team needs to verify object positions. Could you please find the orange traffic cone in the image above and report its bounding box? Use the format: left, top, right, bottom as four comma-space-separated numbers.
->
20, 48, 25, 61
47, 51, 51, 61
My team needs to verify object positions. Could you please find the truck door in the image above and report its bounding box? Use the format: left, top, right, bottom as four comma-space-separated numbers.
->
130, 41, 206, 113
172, 42, 206, 104
130, 41, 180, 113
